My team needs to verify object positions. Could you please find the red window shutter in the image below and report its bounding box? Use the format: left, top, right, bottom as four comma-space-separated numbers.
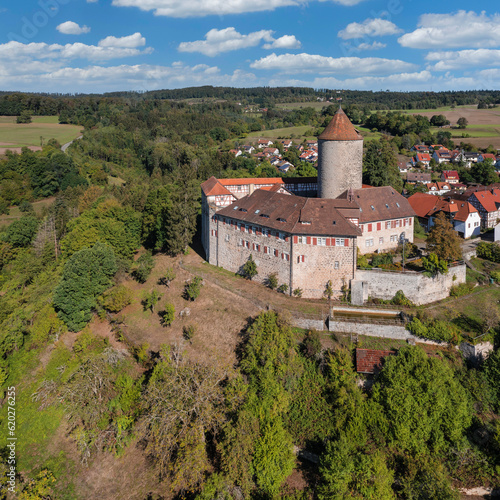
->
332, 238, 336, 246
326, 238, 331, 246
275, 249, 278, 257
285, 236, 289, 242
223, 218, 226, 225
302, 255, 305, 262
264, 246, 267, 253
313, 238, 317, 245
240, 225, 244, 232
368, 223, 372, 232
306, 237, 311, 245
345, 239, 349, 247
215, 231, 217, 237
409, 218, 412, 225
391, 221, 396, 229
377, 222, 381, 230
293, 236, 298, 244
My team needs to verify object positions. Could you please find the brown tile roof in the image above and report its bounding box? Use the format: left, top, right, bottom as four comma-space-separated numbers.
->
347, 186, 416, 223
356, 349, 395, 374
201, 176, 234, 197
318, 108, 363, 142
217, 189, 362, 237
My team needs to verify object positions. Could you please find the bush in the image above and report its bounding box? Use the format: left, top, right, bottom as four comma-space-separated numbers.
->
160, 303, 175, 327
301, 330, 322, 358
267, 272, 278, 290
277, 283, 289, 294
142, 290, 162, 313
407, 317, 461, 344
158, 267, 176, 287
391, 290, 414, 307
372, 252, 393, 267
293, 287, 303, 297
241, 254, 258, 280
183, 324, 196, 342
184, 276, 203, 301
99, 285, 132, 312
450, 282, 475, 297
132, 252, 155, 283
477, 242, 500, 263
422, 252, 448, 276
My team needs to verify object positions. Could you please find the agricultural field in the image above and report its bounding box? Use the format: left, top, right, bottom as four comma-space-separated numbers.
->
408, 106, 500, 149
0, 115, 82, 153
246, 125, 315, 141
275, 101, 328, 111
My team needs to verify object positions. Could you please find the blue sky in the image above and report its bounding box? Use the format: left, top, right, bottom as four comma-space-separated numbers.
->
1, 0, 499, 93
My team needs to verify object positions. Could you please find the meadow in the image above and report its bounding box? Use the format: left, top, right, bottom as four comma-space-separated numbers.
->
0, 116, 82, 149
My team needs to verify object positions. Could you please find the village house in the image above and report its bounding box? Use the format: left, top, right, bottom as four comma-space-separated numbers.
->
433, 150, 453, 164
408, 192, 480, 238
467, 188, 500, 229
478, 153, 497, 163
424, 182, 452, 196
411, 153, 431, 168
257, 139, 273, 148
411, 145, 430, 153
407, 172, 431, 184
441, 170, 460, 184
452, 151, 479, 168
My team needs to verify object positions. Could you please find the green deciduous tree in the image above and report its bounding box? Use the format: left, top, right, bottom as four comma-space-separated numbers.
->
471, 158, 498, 186
142, 290, 162, 313
371, 346, 472, 455
132, 251, 155, 283
53, 242, 117, 331
160, 303, 175, 327
363, 139, 403, 192
1, 216, 39, 247
184, 276, 203, 301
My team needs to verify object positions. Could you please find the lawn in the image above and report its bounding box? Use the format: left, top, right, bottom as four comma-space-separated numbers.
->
275, 102, 327, 111
0, 116, 82, 148
0, 197, 55, 227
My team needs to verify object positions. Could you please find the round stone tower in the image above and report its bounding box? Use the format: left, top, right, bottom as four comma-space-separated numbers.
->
317, 107, 363, 199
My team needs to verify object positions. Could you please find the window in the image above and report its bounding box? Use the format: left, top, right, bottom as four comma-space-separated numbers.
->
318, 237, 326, 246
279, 232, 285, 240
365, 239, 374, 247
263, 228, 269, 237
335, 238, 345, 246
297, 236, 305, 244
239, 238, 243, 246
395, 220, 400, 228
386, 221, 391, 229
245, 224, 249, 233
390, 235, 398, 242
334, 261, 339, 270
379, 237, 384, 245
225, 234, 230, 242
245, 241, 250, 248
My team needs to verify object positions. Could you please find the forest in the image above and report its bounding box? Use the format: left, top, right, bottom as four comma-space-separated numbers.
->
0, 88, 499, 498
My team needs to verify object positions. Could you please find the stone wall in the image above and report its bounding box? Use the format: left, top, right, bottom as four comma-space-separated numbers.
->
354, 264, 466, 305
318, 139, 363, 199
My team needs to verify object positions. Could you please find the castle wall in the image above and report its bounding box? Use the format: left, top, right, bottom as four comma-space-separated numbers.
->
291, 237, 356, 297
318, 139, 363, 199
358, 217, 414, 254
355, 264, 466, 305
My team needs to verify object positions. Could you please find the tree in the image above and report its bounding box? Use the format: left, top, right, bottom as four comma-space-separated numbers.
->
457, 117, 468, 129
158, 267, 176, 287
132, 252, 155, 283
267, 272, 278, 290
371, 346, 472, 455
426, 212, 462, 262
53, 242, 118, 331
471, 159, 498, 186
422, 252, 448, 276
1, 216, 39, 247
184, 276, 203, 301
324, 280, 334, 303
142, 290, 162, 313
160, 303, 175, 327
362, 139, 403, 192
16, 110, 32, 124
430, 114, 450, 127
241, 255, 257, 280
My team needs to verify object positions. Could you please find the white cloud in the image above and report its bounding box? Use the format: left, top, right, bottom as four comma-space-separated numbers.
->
399, 11, 500, 49
426, 49, 500, 71
0, 40, 152, 63
178, 28, 274, 56
338, 18, 402, 39
250, 52, 416, 75
56, 21, 91, 35
111, 0, 362, 18
98, 32, 146, 48
341, 41, 386, 53
263, 35, 301, 50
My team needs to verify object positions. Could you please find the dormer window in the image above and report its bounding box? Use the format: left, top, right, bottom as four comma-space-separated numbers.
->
385, 204, 389, 209
255, 209, 260, 214
277, 217, 286, 223
370, 205, 375, 210
240, 208, 247, 212
233, 206, 238, 210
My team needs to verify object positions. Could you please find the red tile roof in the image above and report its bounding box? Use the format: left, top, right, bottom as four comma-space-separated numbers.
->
318, 108, 363, 141
470, 189, 500, 212
218, 177, 284, 186
454, 202, 478, 222
408, 192, 439, 218
356, 349, 395, 374
201, 176, 234, 197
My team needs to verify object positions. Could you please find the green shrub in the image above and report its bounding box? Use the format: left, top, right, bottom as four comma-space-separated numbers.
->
241, 255, 258, 280
184, 276, 203, 301
267, 272, 278, 290
477, 242, 500, 263
292, 287, 303, 298
422, 252, 448, 276
142, 290, 162, 313
99, 285, 132, 312
407, 317, 461, 344
372, 252, 393, 267
450, 282, 475, 297
277, 283, 289, 294
160, 303, 175, 327
391, 290, 414, 307
132, 252, 155, 283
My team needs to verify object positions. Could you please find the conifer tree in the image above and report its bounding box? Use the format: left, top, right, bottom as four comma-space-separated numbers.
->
426, 211, 462, 262
362, 139, 403, 192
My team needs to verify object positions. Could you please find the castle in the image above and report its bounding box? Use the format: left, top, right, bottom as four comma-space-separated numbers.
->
201, 108, 418, 299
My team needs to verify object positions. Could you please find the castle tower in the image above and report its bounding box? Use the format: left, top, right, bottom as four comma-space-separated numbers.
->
317, 107, 363, 199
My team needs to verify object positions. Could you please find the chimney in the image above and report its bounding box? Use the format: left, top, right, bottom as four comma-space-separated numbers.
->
249, 183, 255, 195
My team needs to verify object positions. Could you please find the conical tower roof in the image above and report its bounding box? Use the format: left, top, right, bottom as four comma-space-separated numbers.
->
318, 107, 363, 141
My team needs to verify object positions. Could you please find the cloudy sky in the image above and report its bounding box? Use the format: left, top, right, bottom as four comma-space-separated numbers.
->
0, 0, 499, 93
